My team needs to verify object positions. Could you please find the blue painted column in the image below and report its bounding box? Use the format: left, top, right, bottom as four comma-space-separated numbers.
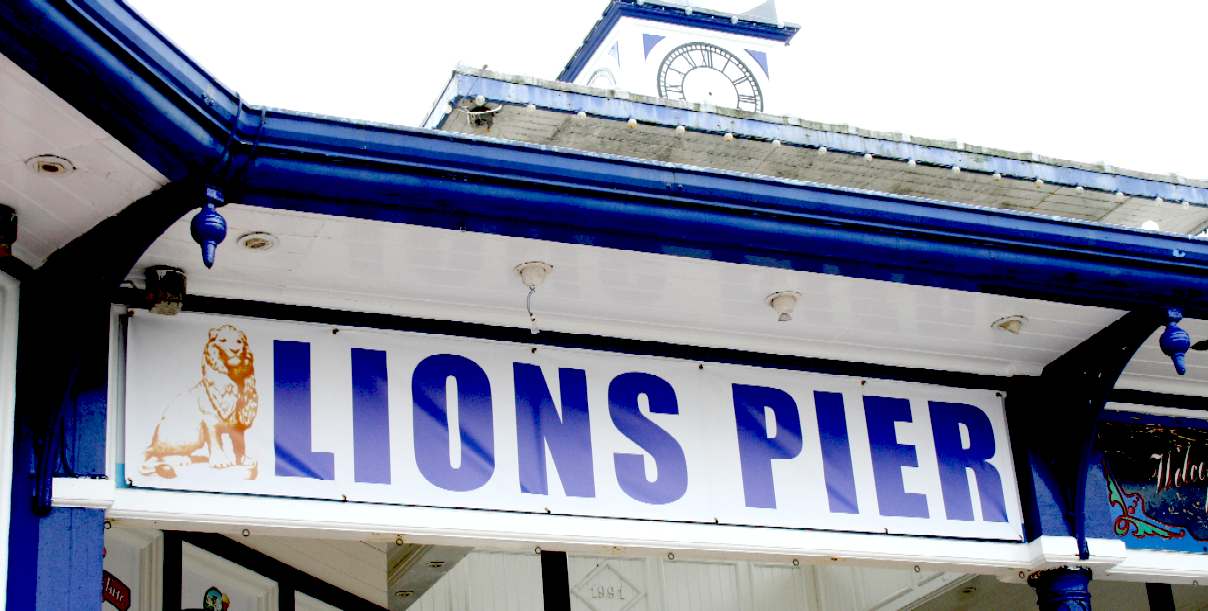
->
1028, 567, 1092, 610
5, 182, 200, 608
5, 299, 111, 606
1005, 310, 1163, 560
5, 292, 111, 609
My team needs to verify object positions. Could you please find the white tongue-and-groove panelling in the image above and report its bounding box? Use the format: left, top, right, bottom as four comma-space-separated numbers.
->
0, 54, 166, 265
409, 550, 963, 611
234, 534, 389, 607
134, 203, 1205, 394
103, 526, 965, 611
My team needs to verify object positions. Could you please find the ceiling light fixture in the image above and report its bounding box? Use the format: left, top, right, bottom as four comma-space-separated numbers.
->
25, 154, 75, 176
767, 291, 801, 322
992, 315, 1027, 335
515, 261, 553, 334
237, 232, 278, 252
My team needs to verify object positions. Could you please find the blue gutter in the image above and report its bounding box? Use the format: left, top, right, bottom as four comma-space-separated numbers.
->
3, 0, 1208, 317
557, 0, 800, 82
0, 0, 237, 181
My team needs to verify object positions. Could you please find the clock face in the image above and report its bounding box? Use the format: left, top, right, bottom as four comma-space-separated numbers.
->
656, 42, 763, 112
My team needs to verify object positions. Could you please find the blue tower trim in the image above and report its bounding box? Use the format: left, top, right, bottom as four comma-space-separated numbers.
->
558, 0, 800, 82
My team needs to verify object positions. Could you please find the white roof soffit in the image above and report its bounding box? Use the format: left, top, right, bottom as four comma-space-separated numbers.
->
133, 204, 1207, 395
0, 53, 167, 266
428, 68, 1208, 237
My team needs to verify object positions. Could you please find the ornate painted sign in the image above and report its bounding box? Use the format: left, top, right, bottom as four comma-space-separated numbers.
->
124, 313, 1023, 541
1101, 410, 1208, 553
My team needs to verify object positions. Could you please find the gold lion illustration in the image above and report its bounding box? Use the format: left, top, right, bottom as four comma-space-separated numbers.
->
140, 324, 259, 479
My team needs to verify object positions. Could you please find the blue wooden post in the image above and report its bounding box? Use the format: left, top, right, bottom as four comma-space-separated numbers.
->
5, 182, 201, 608
1005, 310, 1164, 559
5, 286, 112, 608
1028, 567, 1092, 610
5, 309, 111, 607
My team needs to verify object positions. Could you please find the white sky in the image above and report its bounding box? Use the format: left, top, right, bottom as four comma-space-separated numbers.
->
127, 0, 1208, 179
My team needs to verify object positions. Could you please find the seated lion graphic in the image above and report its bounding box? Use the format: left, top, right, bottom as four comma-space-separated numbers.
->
140, 324, 259, 479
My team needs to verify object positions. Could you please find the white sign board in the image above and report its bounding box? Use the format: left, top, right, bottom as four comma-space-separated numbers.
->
124, 313, 1023, 541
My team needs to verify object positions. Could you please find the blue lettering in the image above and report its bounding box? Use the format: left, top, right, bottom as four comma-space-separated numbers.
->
514, 364, 595, 497
864, 396, 928, 518
273, 341, 335, 480
351, 348, 390, 484
930, 401, 1008, 522
732, 384, 802, 508
609, 372, 687, 504
815, 391, 858, 514
412, 354, 494, 491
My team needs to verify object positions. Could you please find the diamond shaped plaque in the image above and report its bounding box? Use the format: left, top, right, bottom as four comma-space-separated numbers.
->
571, 562, 644, 611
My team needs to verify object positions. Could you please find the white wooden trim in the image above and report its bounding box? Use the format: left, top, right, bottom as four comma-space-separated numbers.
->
1106, 401, 1208, 421
52, 477, 115, 509
182, 542, 277, 611
88, 486, 1035, 573
105, 527, 164, 611
57, 481, 1208, 585
1024, 536, 1127, 571
0, 272, 18, 611
106, 306, 128, 483
1106, 550, 1208, 584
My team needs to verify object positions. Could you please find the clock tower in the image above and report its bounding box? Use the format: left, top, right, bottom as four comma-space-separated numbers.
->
558, 0, 799, 115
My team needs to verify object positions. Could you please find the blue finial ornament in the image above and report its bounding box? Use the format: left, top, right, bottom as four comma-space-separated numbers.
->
1159, 307, 1192, 375
190, 186, 227, 269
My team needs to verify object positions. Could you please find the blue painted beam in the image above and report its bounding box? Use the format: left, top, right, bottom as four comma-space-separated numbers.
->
3, 0, 1208, 318
0, 0, 234, 181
